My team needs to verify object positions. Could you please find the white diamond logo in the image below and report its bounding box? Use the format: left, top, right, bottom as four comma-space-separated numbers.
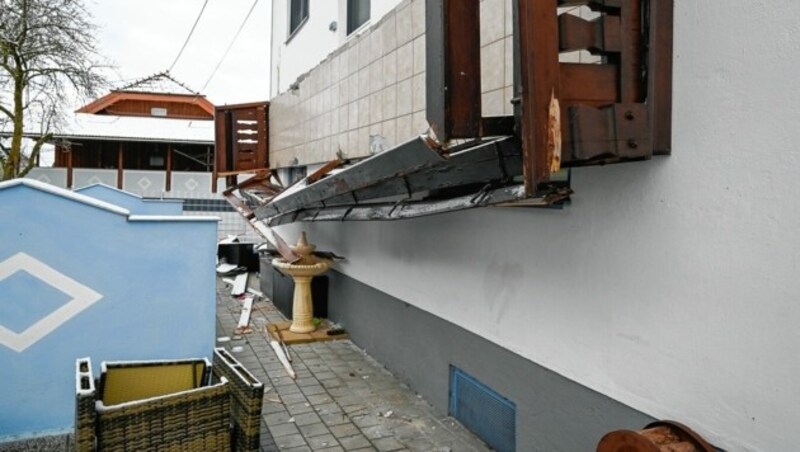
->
184, 178, 198, 191
0, 253, 103, 353
137, 177, 152, 190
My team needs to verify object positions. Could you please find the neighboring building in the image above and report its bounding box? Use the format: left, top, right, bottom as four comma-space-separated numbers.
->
19, 72, 260, 240
43, 72, 216, 194
253, 1, 800, 451
0, 179, 218, 439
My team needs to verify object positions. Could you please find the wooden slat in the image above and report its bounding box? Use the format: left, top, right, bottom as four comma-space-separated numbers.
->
619, 0, 643, 102
217, 168, 269, 177
564, 103, 650, 162
214, 108, 229, 174
648, 0, 674, 154
558, 13, 621, 53
517, 0, 561, 195
480, 116, 516, 137
560, 63, 618, 104
446, 0, 481, 138
306, 159, 343, 184
256, 104, 269, 169
426, 0, 481, 140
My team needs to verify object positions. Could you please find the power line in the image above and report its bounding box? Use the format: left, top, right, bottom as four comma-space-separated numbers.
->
199, 0, 259, 93
168, 0, 210, 72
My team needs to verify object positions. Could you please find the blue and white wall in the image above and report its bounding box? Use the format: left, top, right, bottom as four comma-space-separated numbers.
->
0, 180, 218, 439
74, 183, 184, 215
269, 0, 800, 450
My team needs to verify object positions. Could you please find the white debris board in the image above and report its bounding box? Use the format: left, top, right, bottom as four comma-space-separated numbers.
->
237, 296, 253, 330
231, 273, 248, 296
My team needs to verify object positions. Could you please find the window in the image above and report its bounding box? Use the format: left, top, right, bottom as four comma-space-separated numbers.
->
346, 0, 370, 35
288, 0, 309, 38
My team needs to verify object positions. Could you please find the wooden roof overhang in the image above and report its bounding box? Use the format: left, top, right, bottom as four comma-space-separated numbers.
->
77, 91, 216, 118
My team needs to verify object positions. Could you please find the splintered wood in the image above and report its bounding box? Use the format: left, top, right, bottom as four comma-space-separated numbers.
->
548, 89, 562, 173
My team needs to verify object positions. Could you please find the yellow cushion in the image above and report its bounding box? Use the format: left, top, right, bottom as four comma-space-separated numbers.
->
101, 361, 206, 405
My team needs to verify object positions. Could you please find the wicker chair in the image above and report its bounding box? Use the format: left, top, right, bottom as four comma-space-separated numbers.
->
75, 348, 264, 451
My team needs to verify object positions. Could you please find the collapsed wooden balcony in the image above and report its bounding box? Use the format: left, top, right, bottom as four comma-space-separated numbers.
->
219, 0, 673, 228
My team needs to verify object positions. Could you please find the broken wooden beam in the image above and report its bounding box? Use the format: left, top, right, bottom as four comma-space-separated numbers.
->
254, 137, 445, 221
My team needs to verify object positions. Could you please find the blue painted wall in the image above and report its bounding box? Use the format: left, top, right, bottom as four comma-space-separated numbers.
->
0, 180, 218, 439
75, 183, 184, 215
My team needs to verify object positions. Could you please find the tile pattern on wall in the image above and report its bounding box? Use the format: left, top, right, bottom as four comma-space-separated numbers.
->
269, 1, 600, 168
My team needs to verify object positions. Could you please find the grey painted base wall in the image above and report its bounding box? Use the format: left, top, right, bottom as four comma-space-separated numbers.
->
326, 269, 655, 452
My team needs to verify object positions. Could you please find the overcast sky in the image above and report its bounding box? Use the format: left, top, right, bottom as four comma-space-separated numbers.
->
87, 0, 271, 106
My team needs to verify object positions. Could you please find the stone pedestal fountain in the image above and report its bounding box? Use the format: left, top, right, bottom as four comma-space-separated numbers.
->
271, 232, 330, 333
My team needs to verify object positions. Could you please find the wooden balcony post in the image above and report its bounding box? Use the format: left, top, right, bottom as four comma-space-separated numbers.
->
166, 144, 173, 192
117, 143, 124, 189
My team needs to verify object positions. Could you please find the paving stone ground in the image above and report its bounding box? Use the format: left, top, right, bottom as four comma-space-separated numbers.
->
217, 277, 491, 452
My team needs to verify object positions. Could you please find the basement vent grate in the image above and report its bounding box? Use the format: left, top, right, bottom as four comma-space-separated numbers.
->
449, 366, 516, 452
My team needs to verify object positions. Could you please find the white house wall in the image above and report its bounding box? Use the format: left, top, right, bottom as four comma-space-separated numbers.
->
270, 0, 404, 98
270, 0, 800, 451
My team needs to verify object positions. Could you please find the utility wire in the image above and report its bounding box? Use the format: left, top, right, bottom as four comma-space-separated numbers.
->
168, 0, 210, 72
199, 0, 259, 93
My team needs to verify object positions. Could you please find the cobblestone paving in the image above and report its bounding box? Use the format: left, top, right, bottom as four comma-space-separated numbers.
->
217, 278, 491, 452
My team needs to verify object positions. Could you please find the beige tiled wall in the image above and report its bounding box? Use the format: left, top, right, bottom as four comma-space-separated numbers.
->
269, 0, 594, 167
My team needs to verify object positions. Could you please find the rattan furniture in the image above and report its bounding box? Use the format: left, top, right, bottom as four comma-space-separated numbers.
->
75, 348, 264, 451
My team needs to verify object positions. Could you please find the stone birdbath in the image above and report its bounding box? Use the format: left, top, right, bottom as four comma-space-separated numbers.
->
272, 232, 331, 333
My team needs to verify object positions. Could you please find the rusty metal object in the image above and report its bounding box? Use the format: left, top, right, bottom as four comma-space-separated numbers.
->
597, 420, 716, 452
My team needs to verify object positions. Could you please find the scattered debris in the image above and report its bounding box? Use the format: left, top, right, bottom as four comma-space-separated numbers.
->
327, 325, 347, 336
216, 263, 244, 275
266, 397, 282, 404
231, 273, 248, 296
247, 287, 264, 298
288, 417, 295, 423
218, 235, 239, 245
216, 336, 230, 343
231, 346, 244, 353
266, 325, 296, 379
268, 323, 291, 362
383, 410, 393, 418
235, 296, 254, 334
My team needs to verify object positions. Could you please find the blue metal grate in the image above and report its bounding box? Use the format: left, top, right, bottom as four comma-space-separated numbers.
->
449, 366, 516, 452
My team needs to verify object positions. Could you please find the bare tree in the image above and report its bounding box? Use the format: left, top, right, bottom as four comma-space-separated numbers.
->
0, 0, 106, 180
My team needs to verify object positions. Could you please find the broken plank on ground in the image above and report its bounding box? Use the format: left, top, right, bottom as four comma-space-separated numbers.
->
231, 273, 248, 296
235, 295, 254, 334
